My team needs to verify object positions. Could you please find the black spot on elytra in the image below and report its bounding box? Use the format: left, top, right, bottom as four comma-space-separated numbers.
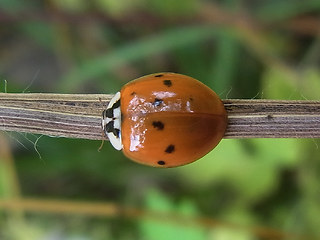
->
165, 144, 175, 153
157, 160, 165, 165
152, 121, 164, 130
155, 74, 163, 78
130, 92, 136, 96
152, 98, 163, 107
189, 97, 194, 101
163, 80, 172, 87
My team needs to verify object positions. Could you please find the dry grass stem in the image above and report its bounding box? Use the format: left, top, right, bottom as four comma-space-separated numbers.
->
0, 93, 319, 140
0, 198, 311, 240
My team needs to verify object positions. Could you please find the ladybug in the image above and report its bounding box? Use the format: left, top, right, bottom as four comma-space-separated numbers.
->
102, 73, 227, 167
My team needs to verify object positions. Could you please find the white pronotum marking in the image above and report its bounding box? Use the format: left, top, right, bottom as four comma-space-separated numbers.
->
102, 92, 122, 150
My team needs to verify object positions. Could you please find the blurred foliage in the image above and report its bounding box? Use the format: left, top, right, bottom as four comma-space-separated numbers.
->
1, 0, 320, 239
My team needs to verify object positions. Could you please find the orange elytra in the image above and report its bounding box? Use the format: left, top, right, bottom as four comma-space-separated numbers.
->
102, 73, 227, 167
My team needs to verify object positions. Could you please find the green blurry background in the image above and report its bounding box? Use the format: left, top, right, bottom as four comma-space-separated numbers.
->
1, 0, 320, 239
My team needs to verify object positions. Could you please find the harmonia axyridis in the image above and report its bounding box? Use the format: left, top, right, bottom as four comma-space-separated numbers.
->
102, 73, 227, 167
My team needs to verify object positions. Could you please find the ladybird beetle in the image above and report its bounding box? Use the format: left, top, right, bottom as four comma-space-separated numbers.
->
102, 73, 227, 167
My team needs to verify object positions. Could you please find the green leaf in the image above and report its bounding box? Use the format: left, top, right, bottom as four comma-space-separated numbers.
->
139, 190, 206, 240
262, 67, 320, 100
177, 138, 300, 203
58, 26, 225, 91
256, 0, 320, 22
